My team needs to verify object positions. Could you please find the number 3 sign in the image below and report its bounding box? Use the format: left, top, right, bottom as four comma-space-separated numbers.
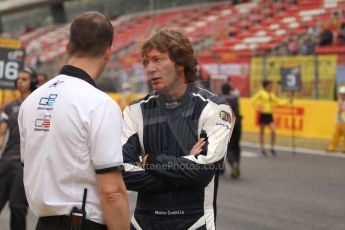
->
280, 66, 302, 92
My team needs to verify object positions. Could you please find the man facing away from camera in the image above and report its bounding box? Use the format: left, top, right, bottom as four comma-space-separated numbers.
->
122, 27, 234, 230
18, 12, 129, 230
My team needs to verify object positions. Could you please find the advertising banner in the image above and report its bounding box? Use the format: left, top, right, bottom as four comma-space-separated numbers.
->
241, 98, 336, 139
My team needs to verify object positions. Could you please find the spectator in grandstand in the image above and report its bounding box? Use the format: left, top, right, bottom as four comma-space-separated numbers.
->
18, 12, 129, 230
36, 72, 48, 86
330, 11, 342, 33
122, 27, 233, 230
327, 86, 345, 153
220, 81, 242, 179
251, 80, 290, 156
0, 67, 37, 230
299, 37, 316, 55
319, 23, 334, 46
298, 39, 309, 55
287, 37, 299, 55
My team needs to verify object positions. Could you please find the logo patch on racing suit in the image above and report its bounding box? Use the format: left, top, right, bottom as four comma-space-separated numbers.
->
219, 110, 231, 123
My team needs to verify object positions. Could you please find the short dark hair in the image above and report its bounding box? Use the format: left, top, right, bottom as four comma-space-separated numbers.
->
262, 80, 272, 88
38, 73, 47, 80
221, 83, 230, 95
69, 11, 114, 57
141, 27, 198, 83
17, 67, 38, 92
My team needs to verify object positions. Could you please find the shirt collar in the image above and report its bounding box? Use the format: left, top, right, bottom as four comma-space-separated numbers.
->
59, 65, 97, 88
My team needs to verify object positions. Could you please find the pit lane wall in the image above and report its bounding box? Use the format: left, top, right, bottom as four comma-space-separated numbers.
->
240, 98, 336, 139
0, 90, 336, 139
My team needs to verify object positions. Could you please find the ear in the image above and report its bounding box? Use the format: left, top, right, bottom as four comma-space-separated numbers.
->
66, 42, 71, 55
176, 64, 184, 76
103, 46, 112, 61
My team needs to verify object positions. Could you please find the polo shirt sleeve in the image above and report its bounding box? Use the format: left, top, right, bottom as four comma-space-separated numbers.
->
89, 97, 124, 174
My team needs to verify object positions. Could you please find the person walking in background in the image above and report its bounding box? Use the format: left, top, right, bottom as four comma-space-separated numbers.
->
221, 81, 242, 179
251, 80, 290, 156
122, 27, 234, 230
328, 86, 345, 153
0, 67, 37, 230
18, 12, 129, 230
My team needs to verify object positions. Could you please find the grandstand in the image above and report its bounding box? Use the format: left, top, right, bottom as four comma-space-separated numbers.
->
0, 0, 345, 148
0, 0, 69, 33
1, 0, 341, 97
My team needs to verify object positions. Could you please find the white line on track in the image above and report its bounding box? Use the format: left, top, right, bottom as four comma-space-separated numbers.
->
242, 151, 259, 157
241, 142, 345, 158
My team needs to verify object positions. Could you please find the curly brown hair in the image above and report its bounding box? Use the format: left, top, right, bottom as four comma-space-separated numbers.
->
141, 27, 198, 83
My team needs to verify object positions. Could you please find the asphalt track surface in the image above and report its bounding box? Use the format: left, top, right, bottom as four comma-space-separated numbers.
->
1, 144, 344, 230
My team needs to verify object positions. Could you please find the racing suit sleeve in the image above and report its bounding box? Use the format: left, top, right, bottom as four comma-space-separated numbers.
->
122, 105, 176, 193
145, 102, 234, 187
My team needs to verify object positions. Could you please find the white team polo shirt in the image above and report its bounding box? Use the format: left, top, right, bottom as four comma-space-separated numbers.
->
18, 65, 124, 224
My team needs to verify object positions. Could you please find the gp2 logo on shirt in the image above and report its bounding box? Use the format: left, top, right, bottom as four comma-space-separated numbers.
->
39, 94, 57, 106
34, 115, 51, 131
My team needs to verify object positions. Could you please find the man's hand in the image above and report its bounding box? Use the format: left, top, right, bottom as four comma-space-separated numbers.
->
140, 154, 149, 168
190, 138, 205, 155
140, 138, 206, 168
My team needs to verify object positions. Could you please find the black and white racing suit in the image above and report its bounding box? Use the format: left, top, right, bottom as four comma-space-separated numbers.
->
122, 84, 234, 230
